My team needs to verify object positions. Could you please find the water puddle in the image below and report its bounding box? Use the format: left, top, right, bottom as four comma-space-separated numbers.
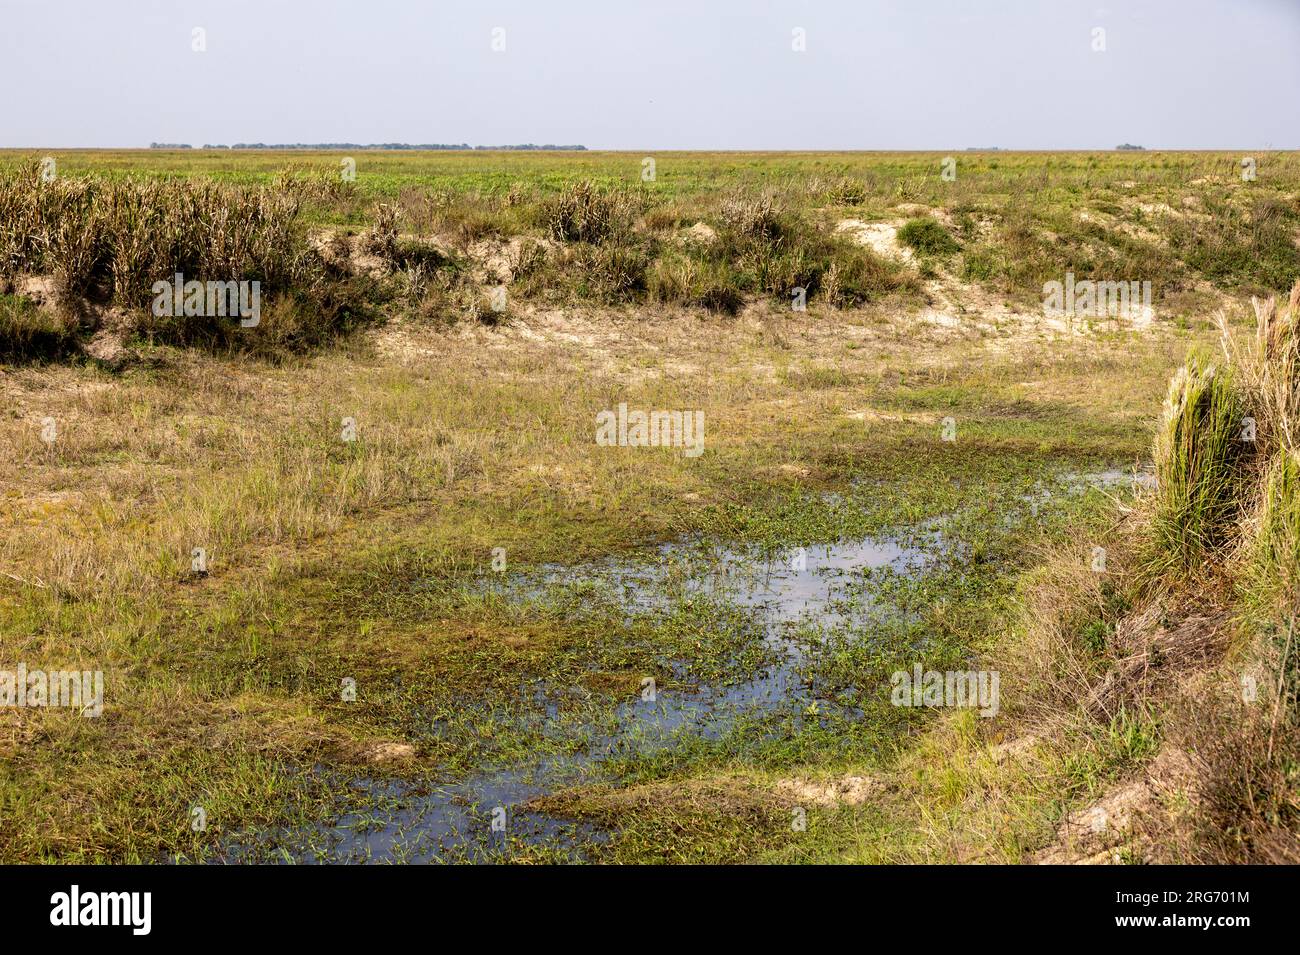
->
228, 465, 1146, 863
226, 530, 934, 863
223, 766, 604, 864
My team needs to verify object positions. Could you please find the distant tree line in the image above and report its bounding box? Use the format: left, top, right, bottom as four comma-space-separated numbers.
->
149, 143, 588, 151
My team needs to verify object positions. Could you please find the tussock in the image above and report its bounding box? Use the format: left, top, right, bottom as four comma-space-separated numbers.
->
544, 180, 635, 244
1149, 353, 1248, 571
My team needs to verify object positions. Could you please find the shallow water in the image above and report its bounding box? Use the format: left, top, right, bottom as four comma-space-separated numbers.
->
231, 529, 934, 863
229, 465, 1148, 863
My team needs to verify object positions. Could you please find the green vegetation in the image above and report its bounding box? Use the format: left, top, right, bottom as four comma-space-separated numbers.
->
839, 285, 1300, 865
897, 217, 961, 257
2, 148, 1297, 354
1, 148, 1296, 864
0, 293, 76, 360
1150, 353, 1248, 572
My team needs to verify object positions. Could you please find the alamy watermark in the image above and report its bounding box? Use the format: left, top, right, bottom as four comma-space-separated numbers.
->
151, 273, 261, 327
50, 885, 150, 935
595, 403, 704, 458
890, 664, 999, 717
1, 665, 103, 717
1043, 271, 1152, 323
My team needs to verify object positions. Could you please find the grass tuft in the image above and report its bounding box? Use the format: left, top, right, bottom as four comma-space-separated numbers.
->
544, 180, 635, 244
897, 217, 961, 257
1150, 352, 1247, 570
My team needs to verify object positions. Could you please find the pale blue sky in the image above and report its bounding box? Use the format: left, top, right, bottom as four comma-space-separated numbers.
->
2, 0, 1297, 149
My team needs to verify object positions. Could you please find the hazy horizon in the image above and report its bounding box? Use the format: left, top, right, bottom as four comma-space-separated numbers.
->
6, 147, 1294, 153
3, 0, 1298, 150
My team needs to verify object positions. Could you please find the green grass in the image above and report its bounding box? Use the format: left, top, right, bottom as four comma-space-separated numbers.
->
1, 147, 1261, 864
0, 308, 1187, 861
1245, 452, 1300, 613
897, 217, 961, 257
1150, 351, 1249, 571
5, 149, 1298, 319
0, 293, 77, 360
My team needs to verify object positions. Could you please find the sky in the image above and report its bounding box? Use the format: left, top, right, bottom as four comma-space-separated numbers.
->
2, 0, 1297, 150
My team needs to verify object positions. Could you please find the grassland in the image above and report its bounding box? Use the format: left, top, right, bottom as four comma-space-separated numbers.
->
6, 149, 1298, 318
1, 149, 1297, 863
